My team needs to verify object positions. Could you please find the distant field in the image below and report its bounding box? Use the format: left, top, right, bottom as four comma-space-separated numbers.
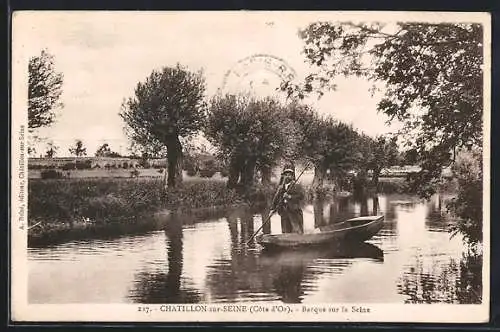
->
28, 168, 231, 182
29, 167, 313, 182
29, 168, 161, 179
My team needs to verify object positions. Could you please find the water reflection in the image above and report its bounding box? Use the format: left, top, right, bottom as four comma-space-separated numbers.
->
203, 207, 385, 304
28, 193, 482, 304
129, 215, 202, 303
425, 194, 451, 232
373, 196, 380, 215
397, 252, 482, 304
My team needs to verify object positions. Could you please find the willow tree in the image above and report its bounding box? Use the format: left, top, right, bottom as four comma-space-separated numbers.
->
120, 64, 206, 188
205, 94, 290, 188
286, 103, 358, 192
319, 119, 359, 191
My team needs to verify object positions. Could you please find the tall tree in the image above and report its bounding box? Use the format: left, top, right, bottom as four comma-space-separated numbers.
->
120, 64, 206, 189
44, 141, 58, 158
69, 139, 87, 157
28, 49, 64, 130
282, 22, 483, 198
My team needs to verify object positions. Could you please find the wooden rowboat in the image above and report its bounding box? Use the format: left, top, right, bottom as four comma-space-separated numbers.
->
256, 215, 384, 250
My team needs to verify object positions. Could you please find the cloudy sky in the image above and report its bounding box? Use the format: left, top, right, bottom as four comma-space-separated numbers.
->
14, 11, 474, 157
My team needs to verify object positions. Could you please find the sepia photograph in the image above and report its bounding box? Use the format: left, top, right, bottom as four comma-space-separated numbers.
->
10, 11, 490, 322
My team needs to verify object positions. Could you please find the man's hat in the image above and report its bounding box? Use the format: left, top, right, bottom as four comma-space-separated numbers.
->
281, 164, 295, 175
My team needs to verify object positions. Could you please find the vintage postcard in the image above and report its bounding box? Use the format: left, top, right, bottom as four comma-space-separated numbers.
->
10, 11, 490, 323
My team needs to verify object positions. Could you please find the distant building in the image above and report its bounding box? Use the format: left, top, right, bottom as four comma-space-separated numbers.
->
28, 157, 141, 169
380, 165, 422, 177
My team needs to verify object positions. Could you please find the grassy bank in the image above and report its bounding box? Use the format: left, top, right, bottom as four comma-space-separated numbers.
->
28, 178, 293, 246
29, 178, 243, 220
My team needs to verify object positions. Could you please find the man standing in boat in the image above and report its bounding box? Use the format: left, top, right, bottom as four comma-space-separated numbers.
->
271, 166, 305, 234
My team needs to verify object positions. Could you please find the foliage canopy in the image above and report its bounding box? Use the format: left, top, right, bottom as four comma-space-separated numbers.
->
282, 22, 484, 198
28, 49, 64, 130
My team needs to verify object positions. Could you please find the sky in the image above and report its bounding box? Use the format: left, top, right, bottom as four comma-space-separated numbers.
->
14, 11, 464, 157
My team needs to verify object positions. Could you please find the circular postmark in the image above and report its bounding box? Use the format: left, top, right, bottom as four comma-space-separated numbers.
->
219, 54, 296, 97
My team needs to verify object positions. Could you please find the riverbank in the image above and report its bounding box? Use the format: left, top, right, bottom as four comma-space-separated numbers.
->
28, 178, 285, 246
27, 176, 421, 246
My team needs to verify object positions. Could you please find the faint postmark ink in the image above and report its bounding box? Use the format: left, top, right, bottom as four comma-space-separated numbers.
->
219, 54, 296, 94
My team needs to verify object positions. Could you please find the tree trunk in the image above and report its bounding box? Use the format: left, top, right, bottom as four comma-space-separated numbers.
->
162, 163, 168, 196
227, 155, 242, 189
312, 164, 327, 194
166, 136, 183, 189
261, 165, 272, 186
240, 156, 257, 188
330, 174, 341, 192
313, 199, 325, 228
353, 169, 368, 197
329, 200, 340, 224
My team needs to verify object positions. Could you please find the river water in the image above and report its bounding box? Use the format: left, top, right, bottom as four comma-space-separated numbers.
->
28, 193, 482, 304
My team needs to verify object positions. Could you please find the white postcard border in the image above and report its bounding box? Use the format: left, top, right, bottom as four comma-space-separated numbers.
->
10, 10, 491, 323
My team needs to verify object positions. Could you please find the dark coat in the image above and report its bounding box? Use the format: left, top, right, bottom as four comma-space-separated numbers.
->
271, 181, 305, 234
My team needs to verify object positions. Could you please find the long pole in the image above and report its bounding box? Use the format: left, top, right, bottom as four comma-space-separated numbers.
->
246, 162, 311, 245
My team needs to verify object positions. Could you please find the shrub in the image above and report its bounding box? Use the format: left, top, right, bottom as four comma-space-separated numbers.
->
447, 151, 483, 245
40, 169, 64, 179
61, 163, 76, 170
378, 178, 411, 194
82, 194, 130, 222
183, 155, 199, 173
139, 159, 150, 168
75, 160, 92, 170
